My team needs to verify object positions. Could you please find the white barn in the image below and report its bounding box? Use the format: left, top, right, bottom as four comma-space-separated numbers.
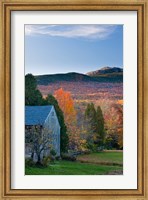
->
25, 105, 60, 161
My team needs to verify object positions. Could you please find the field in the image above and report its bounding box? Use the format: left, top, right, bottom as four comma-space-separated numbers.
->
26, 152, 123, 175
38, 81, 123, 103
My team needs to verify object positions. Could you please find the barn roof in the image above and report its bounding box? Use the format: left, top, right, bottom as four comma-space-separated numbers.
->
25, 105, 53, 125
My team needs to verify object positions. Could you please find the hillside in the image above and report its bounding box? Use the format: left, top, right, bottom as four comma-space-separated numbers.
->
35, 67, 123, 85
87, 66, 123, 76
36, 72, 94, 85
86, 67, 123, 83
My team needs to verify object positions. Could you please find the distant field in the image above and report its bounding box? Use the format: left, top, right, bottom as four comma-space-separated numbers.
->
25, 152, 123, 175
38, 81, 123, 102
77, 152, 123, 166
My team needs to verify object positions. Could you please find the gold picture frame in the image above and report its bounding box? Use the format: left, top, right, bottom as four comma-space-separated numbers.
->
0, 0, 147, 199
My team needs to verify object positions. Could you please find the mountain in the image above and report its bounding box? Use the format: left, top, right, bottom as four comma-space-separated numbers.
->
86, 66, 123, 76
36, 72, 94, 85
35, 67, 123, 85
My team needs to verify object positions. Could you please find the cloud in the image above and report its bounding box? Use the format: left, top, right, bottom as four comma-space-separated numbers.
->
25, 24, 117, 39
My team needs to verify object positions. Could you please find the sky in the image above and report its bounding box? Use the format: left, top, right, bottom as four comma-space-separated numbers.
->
25, 24, 123, 75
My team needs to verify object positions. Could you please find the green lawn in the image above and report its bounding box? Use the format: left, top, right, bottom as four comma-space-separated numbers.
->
26, 160, 122, 175
25, 152, 123, 175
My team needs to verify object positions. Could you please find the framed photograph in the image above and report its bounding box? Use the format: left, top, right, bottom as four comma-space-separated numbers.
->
0, 0, 147, 199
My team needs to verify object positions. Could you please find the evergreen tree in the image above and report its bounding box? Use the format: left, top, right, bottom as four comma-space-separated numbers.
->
85, 103, 97, 150
45, 94, 69, 153
85, 103, 105, 149
85, 103, 97, 133
96, 106, 105, 145
85, 103, 91, 117
25, 74, 43, 105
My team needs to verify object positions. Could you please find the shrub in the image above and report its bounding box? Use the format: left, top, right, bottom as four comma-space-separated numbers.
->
25, 158, 35, 167
49, 155, 56, 163
83, 150, 91, 154
105, 134, 120, 150
50, 149, 57, 156
42, 156, 51, 167
61, 153, 76, 161
55, 155, 61, 160
97, 146, 105, 152
86, 139, 98, 152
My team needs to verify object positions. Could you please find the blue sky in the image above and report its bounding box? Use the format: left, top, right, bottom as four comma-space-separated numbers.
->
25, 24, 123, 75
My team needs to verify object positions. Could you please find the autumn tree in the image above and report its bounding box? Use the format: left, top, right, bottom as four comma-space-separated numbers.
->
115, 103, 123, 148
45, 94, 69, 153
104, 103, 123, 149
54, 88, 78, 150
25, 74, 43, 106
54, 88, 76, 124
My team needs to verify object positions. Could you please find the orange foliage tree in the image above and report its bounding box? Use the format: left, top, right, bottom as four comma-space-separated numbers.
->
54, 88, 76, 123
54, 88, 79, 150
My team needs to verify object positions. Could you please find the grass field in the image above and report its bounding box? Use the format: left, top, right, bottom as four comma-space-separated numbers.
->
25, 152, 123, 175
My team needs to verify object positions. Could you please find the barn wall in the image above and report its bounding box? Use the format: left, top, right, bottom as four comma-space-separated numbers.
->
25, 107, 61, 162
44, 107, 60, 156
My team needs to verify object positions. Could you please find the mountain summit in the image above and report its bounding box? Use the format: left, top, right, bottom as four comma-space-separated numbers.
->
86, 66, 123, 76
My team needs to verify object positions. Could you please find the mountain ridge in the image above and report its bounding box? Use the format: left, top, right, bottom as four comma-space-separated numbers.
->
35, 67, 123, 85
